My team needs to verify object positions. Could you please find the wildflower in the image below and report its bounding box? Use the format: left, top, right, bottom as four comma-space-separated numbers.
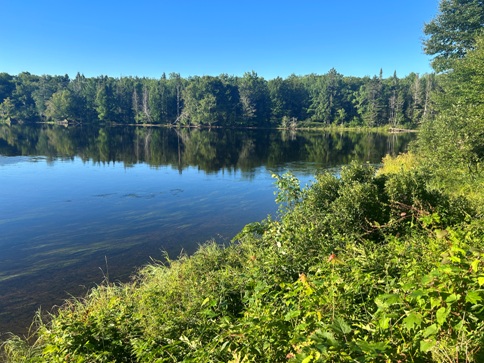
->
286, 352, 295, 359
328, 253, 343, 264
299, 273, 307, 283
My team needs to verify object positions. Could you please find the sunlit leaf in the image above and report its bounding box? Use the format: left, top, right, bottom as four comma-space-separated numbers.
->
420, 338, 437, 352
403, 311, 422, 331
466, 290, 482, 305
378, 316, 391, 330
422, 323, 439, 338
430, 296, 442, 309
284, 310, 301, 321
201, 297, 210, 307
445, 293, 460, 304
436, 307, 449, 325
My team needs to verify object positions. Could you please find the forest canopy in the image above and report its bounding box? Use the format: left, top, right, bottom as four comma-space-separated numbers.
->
0, 69, 434, 128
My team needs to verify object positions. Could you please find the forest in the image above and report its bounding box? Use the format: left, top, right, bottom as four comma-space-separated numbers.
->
2, 0, 484, 361
0, 68, 434, 128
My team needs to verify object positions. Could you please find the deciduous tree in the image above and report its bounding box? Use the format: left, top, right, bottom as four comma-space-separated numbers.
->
424, 0, 484, 72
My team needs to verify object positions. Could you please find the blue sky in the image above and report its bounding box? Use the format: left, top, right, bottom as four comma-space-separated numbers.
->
0, 0, 439, 79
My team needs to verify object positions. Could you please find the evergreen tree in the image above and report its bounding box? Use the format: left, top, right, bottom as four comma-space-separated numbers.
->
95, 78, 115, 122
355, 75, 385, 127
308, 69, 344, 124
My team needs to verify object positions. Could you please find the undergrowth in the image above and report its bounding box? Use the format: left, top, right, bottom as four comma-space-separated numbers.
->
1, 158, 483, 362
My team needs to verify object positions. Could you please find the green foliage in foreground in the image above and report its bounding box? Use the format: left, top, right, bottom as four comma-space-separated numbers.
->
2, 160, 483, 362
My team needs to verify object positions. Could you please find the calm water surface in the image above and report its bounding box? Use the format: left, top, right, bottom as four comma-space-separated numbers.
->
0, 125, 415, 336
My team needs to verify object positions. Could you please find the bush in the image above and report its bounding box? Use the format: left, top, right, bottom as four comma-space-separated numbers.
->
2, 161, 483, 362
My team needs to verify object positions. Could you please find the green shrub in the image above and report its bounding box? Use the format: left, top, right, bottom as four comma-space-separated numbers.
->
2, 161, 483, 362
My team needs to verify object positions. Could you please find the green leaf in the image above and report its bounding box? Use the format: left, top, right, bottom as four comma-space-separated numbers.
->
378, 316, 391, 330
317, 330, 339, 347
450, 255, 461, 263
422, 323, 439, 338
284, 309, 301, 321
453, 319, 465, 331
445, 293, 460, 304
295, 323, 308, 332
376, 293, 401, 307
403, 311, 422, 331
332, 317, 351, 335
436, 307, 449, 325
430, 296, 442, 309
220, 340, 229, 352
356, 340, 388, 353
410, 290, 426, 299
435, 229, 448, 239
420, 338, 437, 353
450, 245, 466, 256
42, 344, 58, 355
201, 297, 210, 307
478, 276, 484, 286
466, 290, 482, 304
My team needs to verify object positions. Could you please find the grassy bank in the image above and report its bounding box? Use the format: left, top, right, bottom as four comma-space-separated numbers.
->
293, 121, 404, 134
2, 153, 483, 362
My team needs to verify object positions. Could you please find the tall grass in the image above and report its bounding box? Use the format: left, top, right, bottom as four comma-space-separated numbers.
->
2, 158, 483, 362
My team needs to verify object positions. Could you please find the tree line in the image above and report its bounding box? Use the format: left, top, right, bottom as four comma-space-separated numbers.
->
0, 69, 435, 128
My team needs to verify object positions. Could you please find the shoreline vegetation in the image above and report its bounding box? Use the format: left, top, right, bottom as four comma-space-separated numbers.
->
34, 118, 416, 135
37, 120, 412, 133
23, 116, 419, 140
2, 0, 484, 361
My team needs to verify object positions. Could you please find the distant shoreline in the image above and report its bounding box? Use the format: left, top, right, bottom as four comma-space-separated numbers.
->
30, 120, 419, 134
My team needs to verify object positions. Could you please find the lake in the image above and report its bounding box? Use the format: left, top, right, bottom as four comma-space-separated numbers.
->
0, 124, 415, 336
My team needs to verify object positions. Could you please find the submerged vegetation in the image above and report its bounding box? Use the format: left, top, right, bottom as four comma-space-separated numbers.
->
2, 0, 484, 361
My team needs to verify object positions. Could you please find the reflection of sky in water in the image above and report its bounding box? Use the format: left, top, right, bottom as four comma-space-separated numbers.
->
0, 130, 414, 335
0, 158, 281, 257
0, 159, 317, 273
0, 157, 288, 334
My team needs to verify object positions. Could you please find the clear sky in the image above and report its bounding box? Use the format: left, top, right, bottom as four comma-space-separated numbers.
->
0, 0, 439, 80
